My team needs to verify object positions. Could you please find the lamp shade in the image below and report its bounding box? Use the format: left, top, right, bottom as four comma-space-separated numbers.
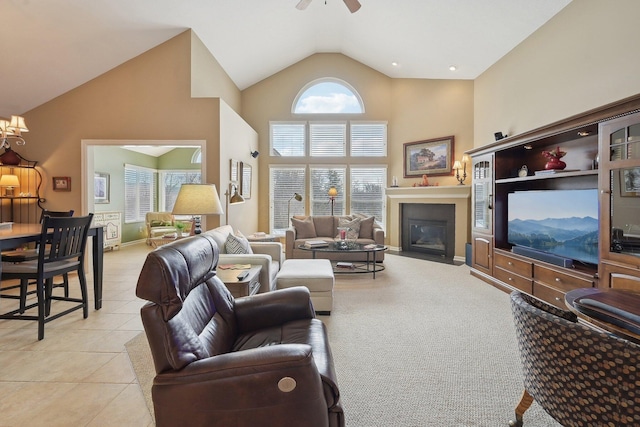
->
172, 184, 224, 215
453, 161, 462, 170
0, 174, 20, 187
328, 186, 338, 197
8, 115, 28, 135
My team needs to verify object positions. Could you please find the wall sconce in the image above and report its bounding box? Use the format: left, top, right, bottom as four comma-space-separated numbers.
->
0, 115, 28, 166
250, 150, 259, 158
327, 186, 338, 216
0, 174, 20, 196
224, 183, 245, 225
453, 154, 470, 185
172, 184, 224, 234
287, 192, 303, 226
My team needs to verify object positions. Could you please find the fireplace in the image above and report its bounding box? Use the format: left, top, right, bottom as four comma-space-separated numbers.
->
402, 203, 455, 260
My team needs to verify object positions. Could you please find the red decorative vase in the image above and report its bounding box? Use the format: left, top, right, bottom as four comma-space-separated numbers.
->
544, 157, 566, 170
0, 148, 22, 166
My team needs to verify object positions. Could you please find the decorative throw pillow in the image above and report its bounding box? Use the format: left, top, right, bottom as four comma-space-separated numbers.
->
352, 213, 375, 239
335, 217, 361, 240
225, 233, 253, 254
291, 216, 317, 239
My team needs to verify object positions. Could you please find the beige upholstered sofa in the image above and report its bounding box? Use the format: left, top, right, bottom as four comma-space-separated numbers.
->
204, 225, 282, 293
286, 214, 385, 262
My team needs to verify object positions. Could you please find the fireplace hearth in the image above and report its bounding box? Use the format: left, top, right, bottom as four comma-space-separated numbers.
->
402, 203, 455, 260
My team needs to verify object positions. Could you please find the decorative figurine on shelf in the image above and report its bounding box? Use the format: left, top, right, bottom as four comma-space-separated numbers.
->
542, 146, 567, 170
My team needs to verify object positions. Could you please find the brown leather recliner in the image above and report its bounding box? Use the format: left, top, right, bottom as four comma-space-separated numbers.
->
136, 234, 344, 427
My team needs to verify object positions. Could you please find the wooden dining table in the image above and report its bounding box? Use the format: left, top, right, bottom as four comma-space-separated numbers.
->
0, 223, 104, 310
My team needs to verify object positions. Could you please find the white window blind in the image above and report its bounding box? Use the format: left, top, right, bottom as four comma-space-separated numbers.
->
310, 122, 346, 157
159, 170, 202, 212
351, 122, 387, 157
350, 167, 386, 228
271, 122, 305, 156
270, 166, 306, 234
310, 167, 346, 216
124, 165, 156, 223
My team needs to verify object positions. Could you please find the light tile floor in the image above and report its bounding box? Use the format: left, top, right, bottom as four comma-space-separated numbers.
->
0, 243, 154, 426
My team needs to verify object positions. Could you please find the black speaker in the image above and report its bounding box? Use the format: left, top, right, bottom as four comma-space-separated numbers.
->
250, 150, 259, 158
494, 132, 505, 141
512, 246, 573, 268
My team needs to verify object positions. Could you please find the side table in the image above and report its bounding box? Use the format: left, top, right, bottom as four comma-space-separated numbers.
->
246, 233, 278, 242
216, 265, 262, 298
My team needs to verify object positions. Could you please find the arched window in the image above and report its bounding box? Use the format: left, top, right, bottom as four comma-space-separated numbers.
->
191, 148, 201, 164
293, 78, 364, 114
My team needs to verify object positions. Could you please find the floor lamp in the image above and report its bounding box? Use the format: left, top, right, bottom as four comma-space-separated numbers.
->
328, 186, 337, 216
224, 183, 245, 225
172, 184, 224, 234
287, 192, 303, 226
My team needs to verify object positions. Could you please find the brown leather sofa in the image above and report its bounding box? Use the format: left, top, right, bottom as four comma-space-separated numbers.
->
136, 234, 344, 427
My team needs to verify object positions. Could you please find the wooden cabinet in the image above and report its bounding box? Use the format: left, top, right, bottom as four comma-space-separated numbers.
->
468, 94, 640, 300
598, 111, 640, 290
93, 211, 122, 250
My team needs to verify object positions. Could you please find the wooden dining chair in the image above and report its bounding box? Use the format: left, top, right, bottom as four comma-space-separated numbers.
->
0, 214, 93, 340
0, 209, 75, 312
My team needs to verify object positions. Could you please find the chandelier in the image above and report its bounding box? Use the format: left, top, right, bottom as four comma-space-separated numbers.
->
0, 115, 28, 149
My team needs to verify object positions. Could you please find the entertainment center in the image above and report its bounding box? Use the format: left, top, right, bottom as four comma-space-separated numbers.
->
468, 94, 640, 308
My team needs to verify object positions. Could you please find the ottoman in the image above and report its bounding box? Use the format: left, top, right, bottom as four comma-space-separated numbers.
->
276, 259, 335, 314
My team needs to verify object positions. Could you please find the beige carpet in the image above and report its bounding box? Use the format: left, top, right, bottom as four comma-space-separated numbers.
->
126, 254, 561, 426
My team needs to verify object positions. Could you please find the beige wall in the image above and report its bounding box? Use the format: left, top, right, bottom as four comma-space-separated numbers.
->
242, 53, 475, 234
474, 0, 640, 146
18, 30, 256, 233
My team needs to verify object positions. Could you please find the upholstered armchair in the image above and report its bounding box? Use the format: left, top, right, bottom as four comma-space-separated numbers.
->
509, 291, 640, 426
136, 234, 344, 427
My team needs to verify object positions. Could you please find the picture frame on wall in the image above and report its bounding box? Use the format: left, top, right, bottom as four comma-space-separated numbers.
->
94, 172, 110, 204
620, 167, 640, 197
53, 176, 71, 191
403, 135, 454, 177
241, 163, 252, 199
230, 159, 239, 182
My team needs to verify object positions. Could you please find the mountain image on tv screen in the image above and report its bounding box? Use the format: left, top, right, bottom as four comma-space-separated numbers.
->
507, 189, 599, 265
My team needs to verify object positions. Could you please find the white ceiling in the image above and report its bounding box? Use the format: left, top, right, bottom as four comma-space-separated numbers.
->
0, 0, 572, 118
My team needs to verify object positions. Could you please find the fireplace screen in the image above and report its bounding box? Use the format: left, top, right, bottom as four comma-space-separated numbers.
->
409, 220, 447, 255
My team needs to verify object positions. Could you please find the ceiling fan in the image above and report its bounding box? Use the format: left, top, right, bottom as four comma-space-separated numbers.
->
296, 0, 361, 14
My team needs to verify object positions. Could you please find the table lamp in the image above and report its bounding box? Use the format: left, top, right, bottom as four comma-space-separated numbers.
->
0, 174, 20, 196
172, 184, 224, 234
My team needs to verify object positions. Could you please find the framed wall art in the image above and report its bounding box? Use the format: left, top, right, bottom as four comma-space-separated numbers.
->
620, 167, 640, 197
53, 176, 71, 191
403, 135, 454, 177
241, 162, 252, 199
94, 172, 110, 204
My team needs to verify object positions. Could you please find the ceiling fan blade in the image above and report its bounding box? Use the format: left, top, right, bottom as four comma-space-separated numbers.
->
343, 0, 361, 13
296, 0, 312, 10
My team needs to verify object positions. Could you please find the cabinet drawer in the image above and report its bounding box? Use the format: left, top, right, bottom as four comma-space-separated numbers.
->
533, 282, 566, 309
495, 266, 533, 293
494, 252, 532, 278
533, 264, 594, 292
601, 262, 640, 291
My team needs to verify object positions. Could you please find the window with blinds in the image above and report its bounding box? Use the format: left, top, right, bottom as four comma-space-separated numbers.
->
159, 170, 201, 212
310, 123, 346, 157
124, 165, 156, 223
310, 167, 346, 216
270, 166, 306, 234
350, 167, 387, 226
351, 122, 387, 157
271, 122, 305, 156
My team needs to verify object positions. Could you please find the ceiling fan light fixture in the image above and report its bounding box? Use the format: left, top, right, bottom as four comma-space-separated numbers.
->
296, 0, 312, 10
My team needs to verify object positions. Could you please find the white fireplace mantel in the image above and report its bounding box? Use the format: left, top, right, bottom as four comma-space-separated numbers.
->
386, 185, 471, 261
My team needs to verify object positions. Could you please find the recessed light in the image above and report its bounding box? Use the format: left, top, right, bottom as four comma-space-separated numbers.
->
449, 65, 457, 71
392, 62, 399, 67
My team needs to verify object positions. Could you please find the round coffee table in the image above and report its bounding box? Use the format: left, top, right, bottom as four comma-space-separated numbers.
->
298, 242, 386, 278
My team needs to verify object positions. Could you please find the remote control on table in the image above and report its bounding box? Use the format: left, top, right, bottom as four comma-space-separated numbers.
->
237, 271, 249, 280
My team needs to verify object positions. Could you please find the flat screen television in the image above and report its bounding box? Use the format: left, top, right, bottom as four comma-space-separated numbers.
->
507, 188, 599, 266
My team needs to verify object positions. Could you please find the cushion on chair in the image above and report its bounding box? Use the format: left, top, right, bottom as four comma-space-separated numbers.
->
352, 213, 375, 239
225, 233, 253, 254
335, 217, 360, 240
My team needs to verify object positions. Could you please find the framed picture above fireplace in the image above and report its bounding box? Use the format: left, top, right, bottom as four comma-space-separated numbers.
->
403, 135, 454, 177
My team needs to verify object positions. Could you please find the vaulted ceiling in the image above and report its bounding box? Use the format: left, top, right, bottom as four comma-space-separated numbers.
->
0, 0, 572, 117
